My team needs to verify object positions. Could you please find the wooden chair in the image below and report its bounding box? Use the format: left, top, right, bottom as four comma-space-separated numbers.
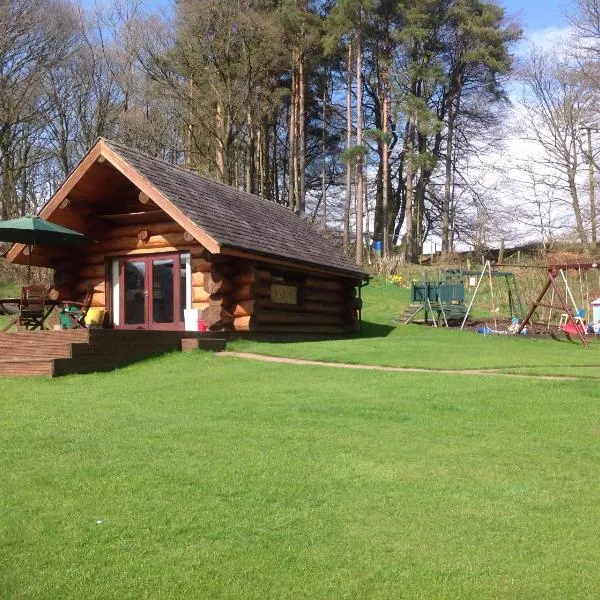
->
60, 289, 94, 329
18, 285, 46, 330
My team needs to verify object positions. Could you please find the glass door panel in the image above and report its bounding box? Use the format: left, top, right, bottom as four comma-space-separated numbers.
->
118, 253, 186, 330
151, 258, 175, 324
124, 260, 147, 326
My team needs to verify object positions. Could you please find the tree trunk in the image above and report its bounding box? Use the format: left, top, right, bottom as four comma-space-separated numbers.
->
246, 109, 255, 194
355, 19, 364, 266
321, 83, 327, 227
297, 50, 306, 213
215, 101, 225, 182
587, 127, 597, 249
343, 40, 353, 254
382, 78, 390, 257
569, 169, 588, 246
403, 121, 415, 262
287, 49, 297, 211
442, 104, 454, 256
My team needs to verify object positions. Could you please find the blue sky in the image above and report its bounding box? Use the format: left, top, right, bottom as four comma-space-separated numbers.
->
501, 0, 570, 33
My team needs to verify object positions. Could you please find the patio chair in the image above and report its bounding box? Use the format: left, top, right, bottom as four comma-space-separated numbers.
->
18, 285, 46, 330
60, 289, 94, 329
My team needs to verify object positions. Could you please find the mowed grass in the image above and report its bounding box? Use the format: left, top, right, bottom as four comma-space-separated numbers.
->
3, 276, 600, 598
229, 278, 600, 376
2, 352, 600, 598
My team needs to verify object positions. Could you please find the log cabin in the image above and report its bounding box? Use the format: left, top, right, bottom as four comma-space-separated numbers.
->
5, 139, 369, 335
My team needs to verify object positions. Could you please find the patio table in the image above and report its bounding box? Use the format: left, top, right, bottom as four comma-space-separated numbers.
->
0, 298, 61, 332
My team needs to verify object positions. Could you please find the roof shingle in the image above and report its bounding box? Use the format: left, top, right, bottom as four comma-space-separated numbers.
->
105, 140, 368, 279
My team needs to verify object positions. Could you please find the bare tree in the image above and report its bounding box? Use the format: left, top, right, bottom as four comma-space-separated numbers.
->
518, 48, 593, 248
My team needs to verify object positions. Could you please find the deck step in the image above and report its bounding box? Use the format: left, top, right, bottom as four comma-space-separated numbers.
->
0, 358, 54, 377
0, 329, 227, 377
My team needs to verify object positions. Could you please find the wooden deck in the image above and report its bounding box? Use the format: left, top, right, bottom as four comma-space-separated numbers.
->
0, 329, 227, 377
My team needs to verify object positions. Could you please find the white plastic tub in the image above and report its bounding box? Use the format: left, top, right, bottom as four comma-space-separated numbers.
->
184, 308, 200, 331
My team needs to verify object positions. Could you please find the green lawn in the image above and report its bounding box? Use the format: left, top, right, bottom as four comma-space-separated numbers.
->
3, 278, 600, 598
229, 278, 600, 376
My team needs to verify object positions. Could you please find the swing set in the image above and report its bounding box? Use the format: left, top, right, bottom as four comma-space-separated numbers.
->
459, 260, 525, 331
517, 262, 600, 347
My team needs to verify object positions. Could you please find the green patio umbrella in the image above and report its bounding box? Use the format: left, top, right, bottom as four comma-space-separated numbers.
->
0, 215, 95, 281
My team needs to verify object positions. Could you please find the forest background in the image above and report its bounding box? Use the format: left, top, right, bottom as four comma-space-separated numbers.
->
1, 0, 599, 265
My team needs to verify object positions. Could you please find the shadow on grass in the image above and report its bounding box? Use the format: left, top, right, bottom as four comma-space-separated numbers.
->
232, 320, 397, 345
358, 320, 396, 339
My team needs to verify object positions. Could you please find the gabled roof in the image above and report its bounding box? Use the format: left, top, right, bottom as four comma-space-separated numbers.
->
10, 139, 367, 278
102, 140, 367, 278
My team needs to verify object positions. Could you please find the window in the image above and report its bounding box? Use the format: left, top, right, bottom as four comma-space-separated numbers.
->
270, 273, 304, 306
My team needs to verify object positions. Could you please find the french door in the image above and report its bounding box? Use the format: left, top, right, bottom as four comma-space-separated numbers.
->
119, 254, 184, 330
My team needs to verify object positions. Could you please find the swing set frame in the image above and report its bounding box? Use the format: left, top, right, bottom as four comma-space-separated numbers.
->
516, 262, 599, 347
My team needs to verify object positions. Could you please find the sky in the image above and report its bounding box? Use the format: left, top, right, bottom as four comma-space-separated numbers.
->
502, 0, 569, 31
501, 0, 571, 40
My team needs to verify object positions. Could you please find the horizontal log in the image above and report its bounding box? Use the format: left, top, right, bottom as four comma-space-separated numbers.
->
254, 311, 346, 326
231, 282, 271, 302
232, 298, 345, 315
54, 270, 76, 286
75, 279, 105, 294
79, 264, 106, 279
231, 300, 255, 318
66, 253, 104, 266
192, 286, 210, 303
232, 269, 271, 285
191, 258, 212, 273
256, 300, 343, 315
208, 293, 231, 307
190, 246, 207, 258
53, 258, 84, 271
90, 292, 105, 308
302, 289, 344, 304
303, 300, 345, 314
100, 246, 196, 258
57, 286, 74, 301
232, 316, 351, 335
103, 221, 184, 239
191, 270, 212, 287
81, 233, 200, 255
233, 315, 252, 331
204, 269, 232, 294
201, 304, 233, 330
304, 277, 345, 291
349, 297, 363, 311
191, 301, 210, 311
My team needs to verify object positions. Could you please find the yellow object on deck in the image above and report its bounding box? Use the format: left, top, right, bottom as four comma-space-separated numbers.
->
84, 308, 105, 326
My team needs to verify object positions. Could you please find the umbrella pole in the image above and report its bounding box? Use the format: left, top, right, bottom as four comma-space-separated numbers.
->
27, 244, 31, 283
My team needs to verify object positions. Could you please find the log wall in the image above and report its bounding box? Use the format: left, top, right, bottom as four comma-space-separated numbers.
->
50, 216, 361, 335
52, 220, 205, 321
225, 260, 360, 334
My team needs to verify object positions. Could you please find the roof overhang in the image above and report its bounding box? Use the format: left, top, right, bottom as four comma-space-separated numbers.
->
5, 139, 221, 266
219, 245, 369, 281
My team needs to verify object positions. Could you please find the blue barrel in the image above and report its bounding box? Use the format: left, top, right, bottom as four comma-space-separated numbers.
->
373, 240, 382, 253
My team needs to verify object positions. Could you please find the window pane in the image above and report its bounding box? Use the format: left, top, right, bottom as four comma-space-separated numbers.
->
124, 261, 146, 325
180, 260, 187, 321
152, 259, 174, 323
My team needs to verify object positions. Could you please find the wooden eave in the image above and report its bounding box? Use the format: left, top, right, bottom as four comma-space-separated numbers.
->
5, 143, 103, 265
5, 140, 221, 266
99, 142, 220, 254
219, 245, 368, 281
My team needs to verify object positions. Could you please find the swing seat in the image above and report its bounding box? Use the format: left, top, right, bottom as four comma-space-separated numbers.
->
563, 320, 586, 335
559, 309, 585, 327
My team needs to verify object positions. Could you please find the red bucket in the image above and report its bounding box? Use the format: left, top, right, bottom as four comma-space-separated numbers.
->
198, 319, 207, 332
